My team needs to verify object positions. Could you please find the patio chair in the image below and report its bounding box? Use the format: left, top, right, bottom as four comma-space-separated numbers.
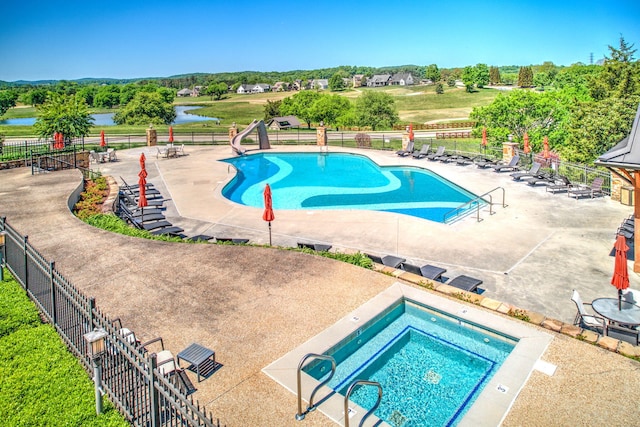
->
412, 144, 430, 159
568, 177, 604, 199
523, 172, 556, 187
510, 162, 541, 181
175, 144, 185, 156
492, 155, 520, 173
545, 175, 573, 194
297, 242, 332, 251
107, 148, 117, 162
474, 157, 500, 168
426, 146, 447, 161
139, 337, 196, 395
571, 289, 606, 333
89, 150, 102, 164
607, 324, 640, 346
454, 155, 475, 166
396, 140, 415, 157
447, 275, 482, 293
365, 253, 384, 264
403, 263, 447, 282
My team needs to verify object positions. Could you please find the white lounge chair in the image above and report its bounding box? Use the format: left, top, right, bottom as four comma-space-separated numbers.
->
571, 289, 606, 333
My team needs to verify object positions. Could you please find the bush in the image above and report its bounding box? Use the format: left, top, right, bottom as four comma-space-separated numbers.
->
354, 133, 371, 148
74, 177, 108, 220
435, 83, 444, 94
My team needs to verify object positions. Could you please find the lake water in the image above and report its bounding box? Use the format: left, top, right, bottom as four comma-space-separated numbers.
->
0, 106, 217, 126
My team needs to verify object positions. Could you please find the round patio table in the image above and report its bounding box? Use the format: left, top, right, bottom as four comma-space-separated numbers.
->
591, 298, 640, 332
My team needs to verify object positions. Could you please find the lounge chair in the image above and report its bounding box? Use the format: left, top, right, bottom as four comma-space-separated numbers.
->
426, 146, 447, 161
454, 155, 475, 166
441, 154, 469, 164
365, 253, 384, 264
447, 275, 482, 292
139, 337, 197, 395
568, 177, 604, 199
623, 288, 640, 305
381, 255, 406, 268
524, 172, 555, 187
510, 162, 541, 181
89, 150, 102, 164
492, 155, 520, 173
545, 175, 573, 193
401, 263, 447, 281
474, 157, 500, 168
149, 226, 185, 237
215, 237, 249, 244
412, 144, 430, 159
396, 140, 415, 157
571, 289, 606, 333
297, 242, 332, 251
107, 148, 117, 162
175, 144, 185, 156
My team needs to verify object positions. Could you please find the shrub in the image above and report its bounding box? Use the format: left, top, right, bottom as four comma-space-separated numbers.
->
435, 83, 444, 94
354, 133, 371, 148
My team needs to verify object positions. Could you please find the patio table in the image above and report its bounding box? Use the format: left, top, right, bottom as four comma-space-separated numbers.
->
592, 298, 640, 335
177, 343, 216, 382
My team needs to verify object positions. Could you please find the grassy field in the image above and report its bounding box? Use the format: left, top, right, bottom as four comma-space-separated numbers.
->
1, 85, 500, 137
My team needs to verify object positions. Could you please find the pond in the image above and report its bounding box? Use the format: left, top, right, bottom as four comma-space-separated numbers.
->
0, 106, 218, 126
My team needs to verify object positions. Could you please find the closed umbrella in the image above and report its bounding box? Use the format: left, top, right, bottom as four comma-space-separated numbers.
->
542, 136, 550, 160
100, 130, 106, 148
262, 184, 275, 246
523, 132, 530, 154
169, 126, 174, 144
408, 123, 414, 141
138, 153, 148, 221
611, 234, 630, 310
481, 127, 487, 147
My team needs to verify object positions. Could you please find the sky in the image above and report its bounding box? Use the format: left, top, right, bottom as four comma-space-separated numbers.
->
1, 0, 639, 82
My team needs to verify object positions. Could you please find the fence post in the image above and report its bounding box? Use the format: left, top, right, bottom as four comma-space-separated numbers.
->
23, 235, 29, 292
89, 297, 96, 330
50, 261, 57, 324
149, 353, 160, 427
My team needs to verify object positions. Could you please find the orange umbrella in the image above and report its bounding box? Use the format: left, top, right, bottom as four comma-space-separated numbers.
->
611, 234, 630, 310
481, 127, 487, 147
542, 136, 550, 159
262, 183, 275, 245
138, 153, 148, 220
100, 130, 106, 148
169, 126, 174, 143
139, 152, 146, 169
408, 123, 414, 141
523, 132, 530, 154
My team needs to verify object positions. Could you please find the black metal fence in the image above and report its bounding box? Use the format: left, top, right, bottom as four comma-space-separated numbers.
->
0, 217, 223, 427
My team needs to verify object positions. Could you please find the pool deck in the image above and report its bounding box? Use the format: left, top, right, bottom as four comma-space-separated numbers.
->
1, 144, 640, 426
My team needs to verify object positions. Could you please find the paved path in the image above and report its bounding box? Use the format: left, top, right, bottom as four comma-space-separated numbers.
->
1, 145, 639, 426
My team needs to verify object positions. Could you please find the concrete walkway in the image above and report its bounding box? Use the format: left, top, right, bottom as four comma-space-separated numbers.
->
1, 145, 639, 426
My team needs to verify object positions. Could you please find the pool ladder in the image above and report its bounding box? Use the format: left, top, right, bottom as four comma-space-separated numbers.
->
295, 353, 383, 427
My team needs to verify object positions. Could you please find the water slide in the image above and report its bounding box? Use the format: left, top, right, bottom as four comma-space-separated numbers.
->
230, 120, 270, 155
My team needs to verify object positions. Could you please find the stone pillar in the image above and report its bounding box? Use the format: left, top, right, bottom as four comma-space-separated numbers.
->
317, 122, 328, 152
229, 122, 238, 142
502, 142, 518, 162
146, 126, 157, 146
401, 127, 411, 151
610, 173, 624, 203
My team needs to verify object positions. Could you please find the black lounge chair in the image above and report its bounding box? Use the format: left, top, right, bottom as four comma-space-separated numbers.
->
365, 253, 384, 264
568, 177, 604, 199
426, 146, 447, 161
149, 226, 184, 237
510, 162, 541, 181
545, 175, 573, 193
381, 255, 406, 268
403, 263, 447, 281
396, 140, 415, 157
188, 234, 214, 242
492, 155, 520, 173
447, 275, 482, 293
455, 155, 476, 166
441, 154, 470, 164
524, 172, 555, 187
412, 144, 431, 159
215, 237, 249, 244
120, 191, 167, 208
474, 157, 500, 168
297, 242, 332, 251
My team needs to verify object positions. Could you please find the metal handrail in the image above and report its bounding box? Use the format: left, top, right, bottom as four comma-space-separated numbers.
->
295, 353, 336, 421
343, 380, 383, 427
443, 186, 507, 223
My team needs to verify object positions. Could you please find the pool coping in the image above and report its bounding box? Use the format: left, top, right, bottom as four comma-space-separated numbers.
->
262, 281, 553, 426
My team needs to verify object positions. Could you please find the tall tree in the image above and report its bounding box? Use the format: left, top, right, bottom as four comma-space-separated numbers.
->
489, 66, 501, 85
328, 73, 345, 91
0, 90, 18, 117
279, 90, 321, 128
461, 66, 475, 92
354, 91, 398, 130
264, 99, 282, 121
310, 94, 352, 126
424, 64, 441, 83
94, 85, 121, 108
22, 88, 49, 107
590, 35, 639, 100
113, 92, 176, 125
33, 93, 94, 142
475, 64, 490, 88
517, 66, 534, 88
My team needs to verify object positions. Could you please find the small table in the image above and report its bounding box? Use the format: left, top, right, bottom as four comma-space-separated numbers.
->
592, 298, 640, 335
177, 343, 216, 382
381, 255, 406, 269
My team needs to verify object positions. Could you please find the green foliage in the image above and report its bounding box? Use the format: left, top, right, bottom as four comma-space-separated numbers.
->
295, 248, 373, 268
263, 99, 282, 121
0, 276, 128, 426
113, 91, 176, 125
21, 88, 49, 107
446, 76, 456, 87
507, 308, 531, 322
424, 64, 441, 83
329, 73, 345, 91
354, 91, 398, 130
475, 63, 490, 88
435, 83, 444, 94
94, 85, 121, 108
74, 177, 108, 220
489, 66, 501, 85
311, 94, 352, 127
590, 36, 639, 100
85, 214, 185, 242
279, 90, 321, 128
461, 66, 475, 92
0, 90, 18, 117
207, 82, 229, 100
517, 66, 534, 88
33, 93, 94, 141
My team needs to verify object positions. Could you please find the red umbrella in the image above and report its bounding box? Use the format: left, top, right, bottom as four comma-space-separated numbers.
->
542, 136, 550, 159
262, 184, 275, 245
138, 153, 148, 219
54, 132, 62, 149
481, 127, 487, 147
139, 152, 146, 169
100, 130, 106, 148
408, 123, 414, 141
611, 234, 630, 310
523, 132, 530, 154
169, 126, 174, 143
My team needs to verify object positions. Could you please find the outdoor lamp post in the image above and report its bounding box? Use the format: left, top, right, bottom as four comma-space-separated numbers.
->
0, 231, 6, 282
83, 328, 108, 415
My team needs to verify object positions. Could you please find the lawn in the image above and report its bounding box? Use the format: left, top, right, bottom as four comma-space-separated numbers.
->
0, 270, 129, 427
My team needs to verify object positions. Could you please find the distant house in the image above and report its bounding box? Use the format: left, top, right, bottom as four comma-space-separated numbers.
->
237, 84, 254, 94
272, 82, 290, 92
292, 80, 303, 91
352, 74, 365, 87
252, 83, 271, 93
193, 86, 203, 96
367, 74, 391, 87
389, 73, 414, 86
267, 115, 301, 130
311, 79, 329, 90
177, 88, 193, 97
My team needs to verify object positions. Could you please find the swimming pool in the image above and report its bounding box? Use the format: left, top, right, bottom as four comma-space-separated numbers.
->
303, 299, 515, 426
221, 152, 481, 223
263, 283, 553, 427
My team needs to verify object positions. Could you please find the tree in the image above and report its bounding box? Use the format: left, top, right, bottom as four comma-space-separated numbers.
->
517, 66, 534, 88
424, 64, 441, 83
76, 85, 98, 107
33, 93, 94, 142
475, 64, 490, 88
489, 66, 501, 85
94, 85, 121, 108
354, 91, 398, 130
22, 88, 49, 107
0, 90, 18, 117
435, 83, 444, 94
206, 82, 228, 100
328, 73, 345, 91
264, 99, 282, 121
119, 84, 139, 106
113, 91, 176, 125
310, 94, 352, 127
446, 76, 456, 87
279, 90, 321, 128
461, 66, 475, 92
590, 36, 639, 100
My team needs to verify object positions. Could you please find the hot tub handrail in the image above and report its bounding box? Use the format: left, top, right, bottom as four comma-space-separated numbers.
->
443, 186, 507, 223
343, 379, 383, 427
295, 353, 336, 421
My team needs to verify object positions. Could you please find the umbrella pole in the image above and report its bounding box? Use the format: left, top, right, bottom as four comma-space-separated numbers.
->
268, 222, 272, 246
619, 289, 622, 310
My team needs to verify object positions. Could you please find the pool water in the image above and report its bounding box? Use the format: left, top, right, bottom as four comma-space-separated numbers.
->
303, 300, 516, 427
221, 152, 480, 223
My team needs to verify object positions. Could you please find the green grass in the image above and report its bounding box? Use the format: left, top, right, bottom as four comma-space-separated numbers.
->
0, 271, 129, 427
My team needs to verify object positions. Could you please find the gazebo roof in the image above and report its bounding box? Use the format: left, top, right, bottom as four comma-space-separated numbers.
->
595, 103, 640, 170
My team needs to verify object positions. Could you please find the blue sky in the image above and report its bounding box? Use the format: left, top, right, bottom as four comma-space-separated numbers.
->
1, 0, 639, 82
